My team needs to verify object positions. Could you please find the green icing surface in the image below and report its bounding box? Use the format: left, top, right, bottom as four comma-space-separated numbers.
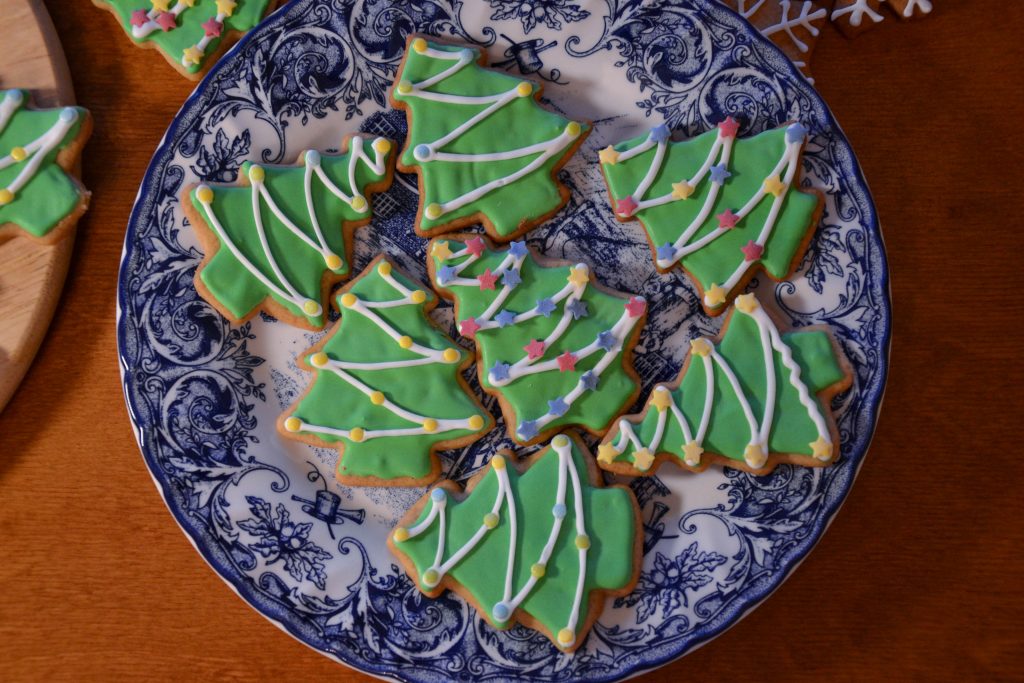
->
601, 126, 819, 294
190, 140, 391, 328
393, 40, 588, 236
0, 91, 87, 239
432, 240, 640, 440
287, 262, 488, 482
611, 308, 845, 467
98, 0, 270, 75
393, 438, 636, 643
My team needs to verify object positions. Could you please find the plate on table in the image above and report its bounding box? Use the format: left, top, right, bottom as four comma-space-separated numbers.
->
117, 0, 890, 679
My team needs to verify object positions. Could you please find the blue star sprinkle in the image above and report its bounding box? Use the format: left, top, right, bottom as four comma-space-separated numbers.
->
596, 330, 617, 351
580, 371, 599, 391
786, 122, 808, 144
495, 310, 518, 328
517, 420, 539, 440
535, 298, 556, 317
436, 265, 457, 285
508, 240, 528, 259
502, 268, 521, 289
566, 299, 589, 320
547, 397, 569, 417
649, 123, 671, 143
490, 361, 511, 382
657, 242, 677, 261
709, 163, 732, 184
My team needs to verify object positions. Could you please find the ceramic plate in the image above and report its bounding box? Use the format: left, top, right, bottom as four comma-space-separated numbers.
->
117, 0, 890, 679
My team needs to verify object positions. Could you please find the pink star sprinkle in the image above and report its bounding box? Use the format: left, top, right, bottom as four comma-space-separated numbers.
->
716, 209, 740, 229
616, 195, 638, 217
156, 11, 177, 31
465, 236, 486, 257
741, 241, 764, 262
556, 351, 578, 372
477, 268, 498, 290
524, 339, 546, 360
459, 318, 481, 337
202, 18, 224, 38
718, 116, 740, 138
625, 296, 646, 317
130, 9, 149, 27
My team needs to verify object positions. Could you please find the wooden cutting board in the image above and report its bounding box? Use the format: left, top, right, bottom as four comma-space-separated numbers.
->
0, 0, 80, 412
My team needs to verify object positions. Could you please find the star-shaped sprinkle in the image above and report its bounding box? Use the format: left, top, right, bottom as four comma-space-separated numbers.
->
596, 330, 617, 351
431, 240, 453, 260
786, 122, 808, 144
810, 435, 833, 461
616, 195, 638, 217
671, 181, 694, 200
683, 440, 704, 466
477, 268, 498, 290
436, 265, 456, 285
649, 123, 671, 143
741, 241, 764, 262
649, 388, 672, 412
657, 243, 677, 262
704, 284, 727, 307
202, 17, 223, 37
556, 351, 578, 372
598, 145, 620, 165
567, 265, 589, 287
744, 443, 767, 468
709, 163, 731, 184
216, 0, 237, 16
465, 236, 486, 257
524, 339, 546, 360
517, 420, 539, 440
547, 397, 569, 416
182, 46, 203, 66
597, 443, 619, 465
130, 9, 149, 27
580, 371, 599, 391
490, 361, 511, 382
495, 310, 517, 327
633, 448, 655, 471
156, 11, 176, 30
716, 209, 740, 229
690, 338, 712, 357
566, 299, 589, 320
535, 298, 556, 317
625, 296, 646, 317
735, 293, 759, 313
763, 175, 787, 197
151, 0, 170, 10
508, 240, 528, 258
502, 268, 521, 289
718, 116, 740, 138
459, 317, 481, 337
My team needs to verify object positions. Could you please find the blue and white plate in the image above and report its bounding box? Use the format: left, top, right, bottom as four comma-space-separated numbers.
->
117, 0, 890, 679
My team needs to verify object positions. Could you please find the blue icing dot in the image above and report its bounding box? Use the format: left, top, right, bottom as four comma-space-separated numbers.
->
414, 144, 432, 160
552, 503, 567, 519
492, 602, 511, 621
431, 489, 446, 503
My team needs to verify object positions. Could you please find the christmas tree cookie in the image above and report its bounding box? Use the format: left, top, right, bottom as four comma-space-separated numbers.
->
389, 433, 641, 652
391, 35, 590, 241
0, 90, 91, 245
598, 293, 852, 476
428, 235, 645, 445
279, 256, 492, 487
184, 134, 394, 330
599, 118, 823, 316
93, 0, 277, 79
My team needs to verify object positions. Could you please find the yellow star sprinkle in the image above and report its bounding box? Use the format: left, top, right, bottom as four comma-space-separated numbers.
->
151, 0, 170, 11
736, 293, 759, 314
689, 338, 712, 357
763, 175, 786, 197
567, 265, 589, 287
744, 443, 767, 468
216, 0, 237, 16
180, 0, 196, 6
598, 145, 620, 165
649, 388, 672, 412
810, 435, 833, 461
704, 284, 727, 307
431, 240, 453, 260
596, 442, 620, 465
633, 448, 654, 471
671, 181, 694, 200
682, 440, 704, 466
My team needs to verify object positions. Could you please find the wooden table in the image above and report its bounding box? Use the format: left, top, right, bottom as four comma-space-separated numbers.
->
1, 2, 1020, 680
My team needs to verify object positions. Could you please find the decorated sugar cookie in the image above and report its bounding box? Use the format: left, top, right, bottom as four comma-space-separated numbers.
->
0, 90, 91, 245
598, 293, 851, 476
428, 235, 645, 445
599, 118, 823, 316
184, 134, 394, 330
389, 433, 641, 652
279, 257, 492, 486
722, 0, 829, 80
93, 0, 277, 79
391, 35, 590, 241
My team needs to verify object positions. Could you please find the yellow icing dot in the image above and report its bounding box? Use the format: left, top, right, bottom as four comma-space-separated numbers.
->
196, 186, 214, 204
10, 147, 26, 162
370, 391, 385, 405
410, 290, 427, 304
325, 253, 343, 270
575, 534, 590, 550
491, 455, 506, 470
422, 418, 438, 432
349, 427, 365, 442
483, 512, 499, 529
443, 348, 460, 363
397, 80, 413, 95
516, 82, 532, 97
340, 293, 357, 307
310, 352, 329, 367
372, 138, 391, 154
565, 121, 581, 138
552, 434, 570, 449
377, 261, 392, 276
393, 527, 409, 543
468, 415, 484, 430
557, 629, 575, 647
412, 37, 428, 53
350, 195, 367, 211
530, 563, 546, 579
398, 336, 413, 349
744, 443, 767, 468
248, 165, 265, 183
302, 300, 320, 316
596, 442, 619, 465
422, 568, 439, 586
283, 417, 302, 432
425, 203, 443, 220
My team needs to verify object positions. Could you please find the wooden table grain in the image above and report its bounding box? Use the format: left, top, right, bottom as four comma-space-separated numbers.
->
1, 2, 1021, 680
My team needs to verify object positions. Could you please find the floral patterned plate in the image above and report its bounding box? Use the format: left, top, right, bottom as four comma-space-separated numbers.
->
116, 0, 890, 680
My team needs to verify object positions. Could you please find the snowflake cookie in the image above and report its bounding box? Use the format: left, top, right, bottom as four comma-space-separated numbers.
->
831, 0, 933, 37
722, 1, 830, 81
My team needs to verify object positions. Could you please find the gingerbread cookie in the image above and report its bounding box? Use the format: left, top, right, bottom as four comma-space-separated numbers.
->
184, 134, 394, 330
427, 235, 645, 445
93, 0, 278, 79
598, 293, 851, 476
0, 89, 91, 245
279, 256, 492, 487
723, 1, 830, 81
389, 433, 641, 652
391, 35, 589, 241
599, 118, 823, 316
831, 0, 932, 37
